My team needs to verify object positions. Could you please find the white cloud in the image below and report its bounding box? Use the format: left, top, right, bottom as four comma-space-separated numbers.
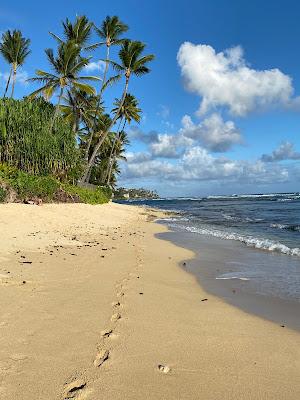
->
177, 42, 296, 116
180, 113, 242, 152
84, 60, 106, 72
0, 69, 29, 87
122, 146, 289, 185
130, 112, 241, 155
149, 133, 192, 158
261, 141, 300, 162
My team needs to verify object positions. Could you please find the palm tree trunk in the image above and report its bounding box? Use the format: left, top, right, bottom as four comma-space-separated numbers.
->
10, 65, 17, 98
84, 124, 95, 162
81, 77, 130, 183
4, 67, 13, 98
100, 45, 110, 97
85, 45, 111, 162
106, 150, 117, 185
50, 87, 64, 133
104, 118, 123, 182
85, 164, 93, 183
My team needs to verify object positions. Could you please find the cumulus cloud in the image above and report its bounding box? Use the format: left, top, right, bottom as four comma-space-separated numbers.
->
130, 112, 241, 155
261, 141, 300, 162
180, 113, 242, 152
122, 146, 289, 185
84, 60, 106, 72
149, 133, 192, 158
177, 42, 297, 116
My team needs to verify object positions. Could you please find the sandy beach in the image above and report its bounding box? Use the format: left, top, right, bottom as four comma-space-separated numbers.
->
0, 202, 299, 400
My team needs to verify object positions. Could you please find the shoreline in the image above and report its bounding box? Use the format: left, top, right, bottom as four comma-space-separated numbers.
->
158, 227, 300, 332
0, 203, 299, 399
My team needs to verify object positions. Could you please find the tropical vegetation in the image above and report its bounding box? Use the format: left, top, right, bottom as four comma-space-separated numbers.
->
0, 15, 154, 203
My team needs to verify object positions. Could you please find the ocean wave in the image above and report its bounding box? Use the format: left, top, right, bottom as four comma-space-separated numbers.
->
222, 213, 263, 223
184, 226, 300, 257
216, 276, 250, 281
271, 223, 300, 232
205, 193, 300, 201
160, 216, 189, 222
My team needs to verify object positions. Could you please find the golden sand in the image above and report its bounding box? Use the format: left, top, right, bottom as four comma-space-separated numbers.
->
0, 202, 299, 399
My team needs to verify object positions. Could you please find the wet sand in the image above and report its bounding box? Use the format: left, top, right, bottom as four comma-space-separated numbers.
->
159, 228, 300, 331
0, 203, 299, 399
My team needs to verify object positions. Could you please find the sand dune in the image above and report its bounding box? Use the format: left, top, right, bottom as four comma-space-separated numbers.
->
0, 202, 299, 399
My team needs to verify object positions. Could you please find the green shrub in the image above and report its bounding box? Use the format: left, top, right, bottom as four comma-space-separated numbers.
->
10, 173, 60, 200
63, 184, 112, 205
0, 163, 111, 204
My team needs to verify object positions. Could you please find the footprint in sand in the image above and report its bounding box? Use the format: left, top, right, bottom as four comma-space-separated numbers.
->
111, 312, 121, 322
93, 349, 109, 367
100, 329, 113, 338
63, 379, 86, 399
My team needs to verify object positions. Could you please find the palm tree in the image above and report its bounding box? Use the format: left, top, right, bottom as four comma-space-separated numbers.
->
94, 16, 128, 97
28, 41, 100, 130
106, 130, 129, 185
60, 90, 101, 134
82, 113, 112, 183
49, 15, 94, 50
104, 93, 141, 183
0, 30, 31, 98
86, 16, 128, 153
81, 40, 154, 182
112, 93, 142, 126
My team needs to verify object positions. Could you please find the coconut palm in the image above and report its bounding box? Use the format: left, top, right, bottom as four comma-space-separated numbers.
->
93, 16, 128, 97
104, 93, 141, 183
28, 41, 100, 130
0, 30, 31, 98
86, 16, 128, 152
112, 93, 142, 126
81, 40, 154, 182
82, 112, 112, 183
106, 130, 129, 185
49, 15, 94, 51
60, 90, 101, 134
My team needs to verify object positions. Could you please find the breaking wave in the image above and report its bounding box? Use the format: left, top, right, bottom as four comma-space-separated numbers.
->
184, 225, 300, 257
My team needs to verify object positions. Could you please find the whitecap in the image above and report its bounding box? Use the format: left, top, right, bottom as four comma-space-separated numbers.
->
185, 226, 300, 257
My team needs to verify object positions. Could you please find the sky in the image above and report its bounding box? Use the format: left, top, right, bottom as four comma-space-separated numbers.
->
1, 0, 300, 196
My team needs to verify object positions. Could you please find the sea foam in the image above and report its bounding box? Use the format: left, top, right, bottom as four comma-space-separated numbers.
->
184, 226, 300, 257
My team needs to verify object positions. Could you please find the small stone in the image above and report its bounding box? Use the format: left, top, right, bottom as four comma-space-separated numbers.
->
158, 364, 171, 374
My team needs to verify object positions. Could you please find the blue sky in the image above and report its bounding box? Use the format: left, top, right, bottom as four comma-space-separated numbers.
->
1, 0, 300, 196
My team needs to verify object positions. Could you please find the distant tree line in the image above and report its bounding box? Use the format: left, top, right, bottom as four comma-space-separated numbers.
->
114, 187, 159, 199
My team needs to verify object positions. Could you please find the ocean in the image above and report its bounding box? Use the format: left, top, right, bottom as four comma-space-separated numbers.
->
116, 193, 300, 307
